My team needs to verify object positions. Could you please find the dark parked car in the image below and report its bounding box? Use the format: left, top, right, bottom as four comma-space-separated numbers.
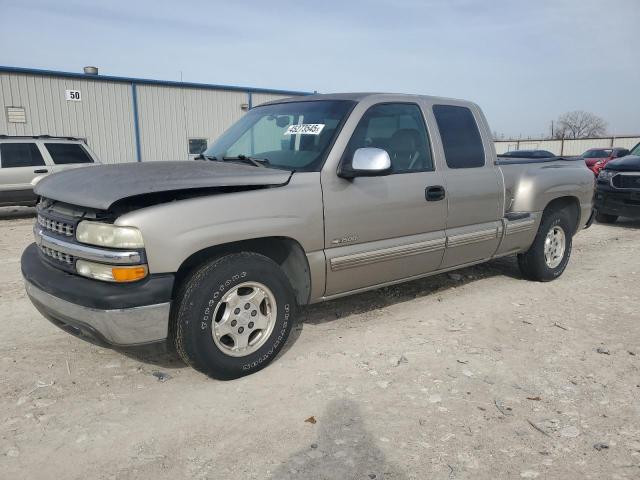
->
582, 147, 629, 173
500, 149, 556, 159
594, 142, 640, 223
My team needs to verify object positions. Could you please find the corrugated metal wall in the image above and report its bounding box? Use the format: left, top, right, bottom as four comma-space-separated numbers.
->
0, 72, 137, 164
135, 85, 249, 161
495, 136, 639, 155
134, 88, 296, 161
0, 70, 304, 164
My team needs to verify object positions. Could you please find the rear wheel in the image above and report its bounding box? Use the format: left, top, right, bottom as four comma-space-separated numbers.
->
595, 212, 618, 224
173, 252, 296, 380
517, 208, 573, 282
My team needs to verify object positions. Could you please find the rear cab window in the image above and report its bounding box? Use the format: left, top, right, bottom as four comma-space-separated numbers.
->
433, 105, 485, 169
0, 143, 46, 168
45, 143, 93, 165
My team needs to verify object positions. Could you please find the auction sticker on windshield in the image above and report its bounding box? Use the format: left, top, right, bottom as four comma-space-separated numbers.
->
284, 124, 325, 135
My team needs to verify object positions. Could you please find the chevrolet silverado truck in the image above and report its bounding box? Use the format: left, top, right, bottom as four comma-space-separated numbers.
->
594, 142, 640, 223
21, 93, 595, 379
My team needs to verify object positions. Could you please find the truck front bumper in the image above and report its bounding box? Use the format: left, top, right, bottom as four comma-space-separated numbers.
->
22, 243, 174, 347
595, 187, 640, 219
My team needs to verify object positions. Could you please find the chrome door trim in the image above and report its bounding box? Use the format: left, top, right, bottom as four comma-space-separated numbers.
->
445, 227, 500, 248
330, 237, 446, 272
322, 256, 491, 302
505, 216, 536, 235
34, 227, 142, 264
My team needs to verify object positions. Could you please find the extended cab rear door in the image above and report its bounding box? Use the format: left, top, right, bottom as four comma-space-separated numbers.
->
430, 103, 504, 268
321, 99, 448, 296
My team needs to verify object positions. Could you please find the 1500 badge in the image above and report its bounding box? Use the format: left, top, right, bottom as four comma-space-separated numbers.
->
331, 234, 359, 245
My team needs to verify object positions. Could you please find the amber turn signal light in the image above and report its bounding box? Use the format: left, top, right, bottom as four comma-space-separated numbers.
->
111, 265, 148, 283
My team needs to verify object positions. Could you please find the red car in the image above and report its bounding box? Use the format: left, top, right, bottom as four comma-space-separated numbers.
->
582, 147, 629, 174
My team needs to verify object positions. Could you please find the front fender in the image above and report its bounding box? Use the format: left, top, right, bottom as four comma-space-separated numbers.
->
115, 172, 324, 274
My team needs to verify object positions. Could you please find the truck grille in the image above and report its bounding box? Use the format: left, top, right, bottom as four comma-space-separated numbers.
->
612, 174, 640, 190
38, 214, 74, 236
38, 244, 75, 265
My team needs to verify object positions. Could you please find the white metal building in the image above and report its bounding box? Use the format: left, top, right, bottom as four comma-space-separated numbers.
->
0, 66, 310, 164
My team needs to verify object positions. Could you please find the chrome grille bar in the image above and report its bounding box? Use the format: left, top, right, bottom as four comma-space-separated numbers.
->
39, 244, 75, 264
37, 214, 74, 236
34, 227, 142, 265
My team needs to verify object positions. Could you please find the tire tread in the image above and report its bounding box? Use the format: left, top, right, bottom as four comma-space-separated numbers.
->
517, 206, 573, 282
172, 252, 295, 379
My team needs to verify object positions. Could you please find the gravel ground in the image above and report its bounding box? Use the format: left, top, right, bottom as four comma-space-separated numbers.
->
1, 206, 639, 480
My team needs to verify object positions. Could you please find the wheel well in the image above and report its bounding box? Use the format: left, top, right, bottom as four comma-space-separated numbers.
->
543, 196, 581, 234
173, 237, 312, 306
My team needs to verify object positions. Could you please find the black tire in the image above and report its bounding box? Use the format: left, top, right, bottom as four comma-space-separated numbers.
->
517, 208, 573, 282
173, 252, 296, 380
595, 212, 618, 224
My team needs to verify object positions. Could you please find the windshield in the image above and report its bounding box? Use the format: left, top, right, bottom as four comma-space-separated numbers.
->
583, 149, 611, 158
204, 100, 355, 171
630, 143, 640, 156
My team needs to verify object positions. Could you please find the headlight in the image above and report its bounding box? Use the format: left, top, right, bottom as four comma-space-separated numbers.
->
76, 221, 144, 249
76, 260, 148, 282
598, 170, 615, 180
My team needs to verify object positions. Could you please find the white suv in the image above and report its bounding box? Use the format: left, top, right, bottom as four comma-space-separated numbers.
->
0, 136, 100, 207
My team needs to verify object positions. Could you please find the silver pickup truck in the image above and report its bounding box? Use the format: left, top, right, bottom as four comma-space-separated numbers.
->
21, 93, 595, 379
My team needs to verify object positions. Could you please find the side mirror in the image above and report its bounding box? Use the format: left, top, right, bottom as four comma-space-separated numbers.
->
339, 148, 392, 178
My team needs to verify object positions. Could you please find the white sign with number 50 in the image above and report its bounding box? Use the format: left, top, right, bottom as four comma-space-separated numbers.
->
65, 90, 81, 102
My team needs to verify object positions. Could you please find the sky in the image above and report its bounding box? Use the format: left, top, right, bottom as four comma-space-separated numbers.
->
1, 0, 638, 138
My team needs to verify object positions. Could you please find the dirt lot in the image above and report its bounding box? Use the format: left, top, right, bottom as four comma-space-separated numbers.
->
1, 206, 639, 480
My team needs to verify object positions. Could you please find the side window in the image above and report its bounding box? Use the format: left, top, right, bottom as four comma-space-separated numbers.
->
433, 105, 485, 169
0, 143, 45, 168
45, 143, 93, 165
345, 103, 433, 173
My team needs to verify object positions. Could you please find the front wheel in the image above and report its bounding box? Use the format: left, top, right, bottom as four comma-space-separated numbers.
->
173, 252, 296, 380
517, 209, 573, 282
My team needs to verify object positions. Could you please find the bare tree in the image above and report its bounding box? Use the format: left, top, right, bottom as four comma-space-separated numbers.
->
553, 111, 607, 139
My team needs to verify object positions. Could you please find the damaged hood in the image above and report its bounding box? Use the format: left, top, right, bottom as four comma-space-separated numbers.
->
35, 161, 292, 210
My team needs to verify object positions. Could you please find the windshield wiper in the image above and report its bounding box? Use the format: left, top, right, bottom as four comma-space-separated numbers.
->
195, 153, 218, 161
222, 155, 270, 168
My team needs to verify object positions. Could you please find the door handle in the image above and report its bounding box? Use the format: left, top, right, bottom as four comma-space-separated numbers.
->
425, 185, 445, 202
33, 169, 48, 174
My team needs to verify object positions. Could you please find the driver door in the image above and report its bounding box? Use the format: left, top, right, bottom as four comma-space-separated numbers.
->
322, 103, 447, 296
